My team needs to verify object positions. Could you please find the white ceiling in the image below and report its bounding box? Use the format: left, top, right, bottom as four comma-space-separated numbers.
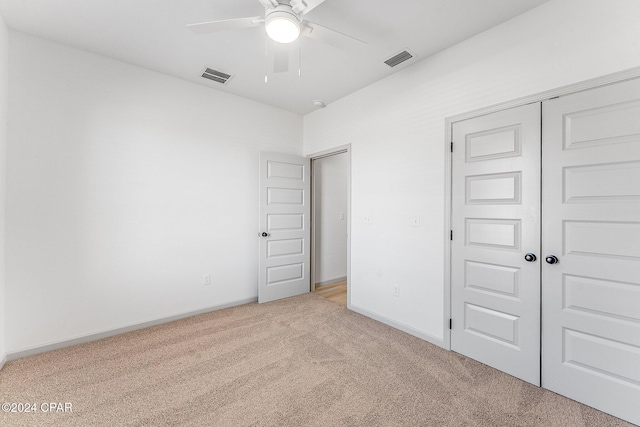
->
0, 0, 549, 115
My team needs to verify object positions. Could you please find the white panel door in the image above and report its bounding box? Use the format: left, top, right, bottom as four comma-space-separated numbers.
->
259, 152, 310, 303
451, 103, 541, 385
542, 78, 640, 425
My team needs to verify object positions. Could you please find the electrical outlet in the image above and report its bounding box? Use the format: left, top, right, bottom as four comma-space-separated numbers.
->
392, 284, 400, 297
411, 215, 420, 227
203, 274, 211, 286
340, 212, 345, 220
364, 216, 373, 224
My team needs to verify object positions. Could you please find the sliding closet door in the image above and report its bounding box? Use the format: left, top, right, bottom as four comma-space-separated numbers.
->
542, 78, 640, 425
451, 103, 541, 385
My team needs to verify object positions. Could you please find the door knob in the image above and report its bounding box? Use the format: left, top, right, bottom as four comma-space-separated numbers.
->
545, 255, 559, 264
524, 253, 537, 262
261, 232, 269, 237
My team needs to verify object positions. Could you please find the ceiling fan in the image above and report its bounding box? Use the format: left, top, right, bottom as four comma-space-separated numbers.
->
187, 0, 366, 74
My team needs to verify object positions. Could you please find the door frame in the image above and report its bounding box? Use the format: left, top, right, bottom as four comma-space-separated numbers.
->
443, 66, 640, 350
308, 144, 352, 308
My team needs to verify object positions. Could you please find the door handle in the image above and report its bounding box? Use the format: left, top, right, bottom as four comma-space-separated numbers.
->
545, 255, 559, 264
524, 253, 537, 262
261, 232, 270, 237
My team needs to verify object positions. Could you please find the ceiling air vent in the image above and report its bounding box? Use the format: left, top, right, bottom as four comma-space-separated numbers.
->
384, 50, 414, 68
201, 68, 232, 84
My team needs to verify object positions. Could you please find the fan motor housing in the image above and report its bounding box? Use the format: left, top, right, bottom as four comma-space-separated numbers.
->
265, 4, 302, 43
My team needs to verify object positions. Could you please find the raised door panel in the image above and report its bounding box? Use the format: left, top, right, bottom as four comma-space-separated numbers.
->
465, 261, 520, 298
267, 239, 304, 258
564, 161, 640, 203
466, 172, 522, 204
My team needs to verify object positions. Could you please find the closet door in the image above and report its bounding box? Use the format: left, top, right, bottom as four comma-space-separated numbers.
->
542, 78, 640, 425
451, 103, 541, 385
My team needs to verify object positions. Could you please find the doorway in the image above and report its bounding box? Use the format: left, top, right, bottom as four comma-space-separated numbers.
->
311, 148, 350, 307
257, 146, 351, 306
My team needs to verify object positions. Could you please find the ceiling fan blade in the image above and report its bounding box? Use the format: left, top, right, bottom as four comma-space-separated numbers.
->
273, 44, 290, 73
257, 0, 278, 9
187, 17, 263, 35
290, 0, 326, 15
302, 21, 367, 50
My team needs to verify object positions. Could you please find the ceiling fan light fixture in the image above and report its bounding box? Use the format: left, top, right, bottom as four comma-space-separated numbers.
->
265, 7, 301, 43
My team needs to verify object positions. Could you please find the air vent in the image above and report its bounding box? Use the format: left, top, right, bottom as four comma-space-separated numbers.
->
384, 50, 414, 68
201, 68, 232, 84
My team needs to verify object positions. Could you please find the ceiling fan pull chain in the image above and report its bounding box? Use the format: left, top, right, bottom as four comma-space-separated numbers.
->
298, 37, 302, 77
264, 35, 269, 83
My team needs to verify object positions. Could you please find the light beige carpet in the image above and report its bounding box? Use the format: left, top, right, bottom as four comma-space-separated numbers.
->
0, 293, 633, 426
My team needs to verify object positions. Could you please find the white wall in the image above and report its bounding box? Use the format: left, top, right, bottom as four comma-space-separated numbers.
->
0, 12, 8, 366
313, 152, 348, 285
6, 32, 302, 353
5, 0, 640, 358
303, 0, 640, 343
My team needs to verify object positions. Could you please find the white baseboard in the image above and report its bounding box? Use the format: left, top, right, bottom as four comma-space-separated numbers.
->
315, 276, 347, 288
0, 353, 6, 371
6, 297, 257, 362
348, 304, 445, 349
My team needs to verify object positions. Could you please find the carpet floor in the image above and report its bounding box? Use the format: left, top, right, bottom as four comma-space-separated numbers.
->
0, 293, 633, 426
